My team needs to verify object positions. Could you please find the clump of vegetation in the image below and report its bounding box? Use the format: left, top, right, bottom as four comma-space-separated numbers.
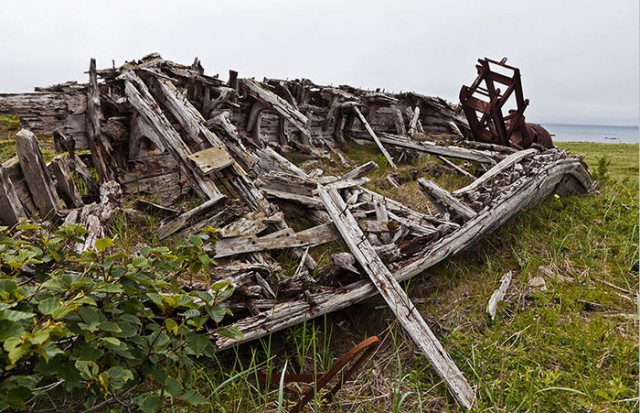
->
0, 223, 240, 412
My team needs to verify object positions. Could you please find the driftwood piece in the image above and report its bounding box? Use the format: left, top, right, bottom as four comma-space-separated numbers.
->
49, 156, 84, 208
353, 106, 397, 169
64, 181, 121, 252
120, 70, 224, 201
158, 198, 224, 240
487, 271, 513, 320
342, 161, 379, 180
437, 155, 475, 179
453, 148, 539, 195
317, 185, 476, 409
87, 58, 116, 182
210, 223, 339, 259
0, 164, 27, 226
417, 179, 477, 222
408, 106, 420, 137
243, 79, 311, 140
15, 129, 62, 218
376, 133, 499, 164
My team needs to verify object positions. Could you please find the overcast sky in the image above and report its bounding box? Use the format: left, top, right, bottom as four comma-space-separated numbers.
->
1, 0, 638, 125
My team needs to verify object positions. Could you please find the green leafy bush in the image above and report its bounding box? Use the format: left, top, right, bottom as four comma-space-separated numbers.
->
0, 223, 239, 411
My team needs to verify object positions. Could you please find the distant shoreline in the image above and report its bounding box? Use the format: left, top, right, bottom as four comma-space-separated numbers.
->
541, 123, 639, 144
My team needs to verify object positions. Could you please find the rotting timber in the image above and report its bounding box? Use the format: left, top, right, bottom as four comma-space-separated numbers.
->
0, 54, 593, 409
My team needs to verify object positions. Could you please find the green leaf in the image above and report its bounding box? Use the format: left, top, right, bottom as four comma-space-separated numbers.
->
165, 318, 178, 335
75, 360, 99, 380
100, 337, 122, 347
0, 309, 35, 322
38, 297, 61, 315
165, 376, 182, 398
94, 237, 114, 251
188, 235, 204, 248
137, 394, 163, 413
107, 366, 134, 390
183, 390, 208, 406
185, 333, 211, 357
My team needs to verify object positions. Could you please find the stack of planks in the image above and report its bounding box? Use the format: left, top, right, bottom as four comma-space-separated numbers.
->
0, 54, 595, 409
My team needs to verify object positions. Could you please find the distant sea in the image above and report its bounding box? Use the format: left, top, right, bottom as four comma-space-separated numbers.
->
542, 123, 640, 144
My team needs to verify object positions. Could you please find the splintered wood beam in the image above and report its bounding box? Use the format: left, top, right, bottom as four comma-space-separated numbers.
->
353, 106, 397, 170
317, 184, 476, 409
120, 70, 223, 201
243, 79, 311, 140
87, 58, 116, 182
342, 161, 379, 180
408, 105, 420, 137
453, 148, 538, 195
49, 156, 84, 208
417, 179, 477, 222
376, 133, 499, 164
15, 129, 62, 219
437, 155, 475, 179
158, 198, 224, 240
209, 223, 339, 258
0, 164, 27, 226
64, 181, 121, 252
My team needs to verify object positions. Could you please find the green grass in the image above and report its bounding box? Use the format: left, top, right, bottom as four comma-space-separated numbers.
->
0, 115, 56, 163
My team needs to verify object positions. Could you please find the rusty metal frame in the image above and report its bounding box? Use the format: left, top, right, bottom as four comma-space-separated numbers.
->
460, 58, 531, 147
258, 336, 380, 412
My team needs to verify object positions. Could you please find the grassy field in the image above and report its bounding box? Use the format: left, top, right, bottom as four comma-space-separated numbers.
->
0, 115, 637, 411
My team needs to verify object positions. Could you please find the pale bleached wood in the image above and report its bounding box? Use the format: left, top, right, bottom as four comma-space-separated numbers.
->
243, 79, 311, 141
0, 164, 27, 226
317, 184, 476, 409
158, 197, 224, 240
453, 148, 539, 195
15, 129, 62, 218
342, 161, 379, 180
353, 106, 397, 169
437, 155, 475, 179
210, 223, 339, 259
408, 105, 420, 137
49, 156, 84, 208
87, 58, 116, 182
64, 181, 121, 252
417, 179, 477, 222
487, 271, 513, 320
375, 132, 499, 164
120, 70, 223, 201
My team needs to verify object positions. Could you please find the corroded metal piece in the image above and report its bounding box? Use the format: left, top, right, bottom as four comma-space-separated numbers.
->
460, 58, 553, 149
258, 336, 380, 412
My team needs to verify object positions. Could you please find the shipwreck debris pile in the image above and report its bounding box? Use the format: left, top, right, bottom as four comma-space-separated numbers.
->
0, 54, 593, 408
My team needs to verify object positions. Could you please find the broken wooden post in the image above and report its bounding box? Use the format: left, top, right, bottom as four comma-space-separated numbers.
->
50, 156, 84, 208
487, 271, 513, 320
0, 164, 27, 226
353, 106, 397, 170
87, 58, 116, 182
15, 129, 62, 219
318, 184, 476, 409
417, 179, 477, 222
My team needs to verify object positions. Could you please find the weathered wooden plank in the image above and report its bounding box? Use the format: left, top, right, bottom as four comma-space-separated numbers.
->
453, 148, 538, 195
487, 271, 513, 321
243, 79, 311, 140
353, 106, 397, 169
87, 58, 116, 182
0, 164, 27, 226
49, 156, 84, 208
373, 132, 499, 164
158, 197, 225, 240
318, 185, 476, 409
437, 155, 475, 179
120, 70, 223, 201
417, 179, 477, 222
15, 129, 62, 218
210, 223, 339, 259
342, 161, 379, 180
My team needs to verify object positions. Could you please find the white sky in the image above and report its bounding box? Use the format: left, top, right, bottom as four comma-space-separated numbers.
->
1, 0, 638, 125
